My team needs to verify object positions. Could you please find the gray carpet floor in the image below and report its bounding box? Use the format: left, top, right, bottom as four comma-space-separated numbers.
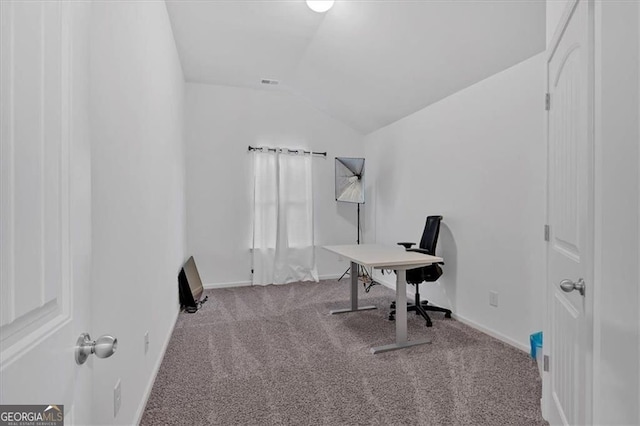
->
141, 279, 546, 425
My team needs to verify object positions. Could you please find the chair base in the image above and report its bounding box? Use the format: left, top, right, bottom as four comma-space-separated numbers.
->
389, 300, 452, 327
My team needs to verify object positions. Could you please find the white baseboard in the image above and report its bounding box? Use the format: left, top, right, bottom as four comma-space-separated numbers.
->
371, 275, 529, 353
203, 274, 346, 290
204, 281, 252, 289
134, 306, 180, 425
319, 273, 344, 280
453, 313, 529, 353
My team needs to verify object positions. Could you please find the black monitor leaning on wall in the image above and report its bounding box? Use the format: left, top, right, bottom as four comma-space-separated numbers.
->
178, 256, 206, 312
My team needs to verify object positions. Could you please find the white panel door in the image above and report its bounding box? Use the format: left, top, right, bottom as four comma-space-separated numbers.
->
0, 1, 93, 423
544, 1, 593, 425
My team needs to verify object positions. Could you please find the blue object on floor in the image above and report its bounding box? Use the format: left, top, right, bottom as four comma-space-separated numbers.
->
530, 331, 543, 359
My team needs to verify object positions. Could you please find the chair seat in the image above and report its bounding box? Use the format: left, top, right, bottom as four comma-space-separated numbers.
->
407, 263, 442, 284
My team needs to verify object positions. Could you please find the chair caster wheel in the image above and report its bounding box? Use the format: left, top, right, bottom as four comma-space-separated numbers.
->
445, 312, 452, 319
389, 314, 395, 321
390, 302, 396, 308
426, 321, 433, 327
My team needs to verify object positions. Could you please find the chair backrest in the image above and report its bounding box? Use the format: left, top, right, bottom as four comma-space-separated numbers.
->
419, 215, 443, 255
405, 215, 444, 284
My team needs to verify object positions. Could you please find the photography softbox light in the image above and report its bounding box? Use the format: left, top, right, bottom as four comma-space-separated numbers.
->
334, 157, 370, 283
335, 157, 365, 204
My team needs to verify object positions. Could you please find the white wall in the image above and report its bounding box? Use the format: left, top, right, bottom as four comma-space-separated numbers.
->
363, 53, 546, 350
592, 2, 640, 424
185, 83, 364, 287
89, 2, 186, 425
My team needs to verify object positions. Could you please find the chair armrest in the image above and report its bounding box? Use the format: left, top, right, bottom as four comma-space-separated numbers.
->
407, 248, 431, 255
397, 242, 415, 249
406, 248, 445, 265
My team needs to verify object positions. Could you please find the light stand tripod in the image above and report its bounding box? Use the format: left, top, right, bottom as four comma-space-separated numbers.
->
338, 203, 372, 284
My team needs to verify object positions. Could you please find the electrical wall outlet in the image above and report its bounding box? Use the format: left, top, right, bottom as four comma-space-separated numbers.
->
489, 291, 499, 307
114, 379, 121, 417
144, 331, 149, 354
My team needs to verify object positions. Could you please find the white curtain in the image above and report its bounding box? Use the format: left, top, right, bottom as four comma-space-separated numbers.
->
252, 149, 318, 285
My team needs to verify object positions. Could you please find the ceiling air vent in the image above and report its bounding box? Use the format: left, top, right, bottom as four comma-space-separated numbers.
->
261, 78, 279, 85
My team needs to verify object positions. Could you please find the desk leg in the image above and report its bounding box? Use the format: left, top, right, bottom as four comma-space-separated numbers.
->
370, 269, 431, 354
396, 269, 408, 342
330, 261, 377, 315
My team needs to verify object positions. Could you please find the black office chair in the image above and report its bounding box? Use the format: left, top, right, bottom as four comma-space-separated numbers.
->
389, 215, 452, 327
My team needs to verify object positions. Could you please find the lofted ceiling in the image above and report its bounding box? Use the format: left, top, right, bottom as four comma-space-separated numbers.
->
166, 0, 545, 134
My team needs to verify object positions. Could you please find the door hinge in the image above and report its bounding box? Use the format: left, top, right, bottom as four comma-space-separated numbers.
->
543, 355, 550, 372
544, 224, 550, 241
545, 93, 551, 111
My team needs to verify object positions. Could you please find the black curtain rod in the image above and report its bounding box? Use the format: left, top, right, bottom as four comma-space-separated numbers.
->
248, 145, 326, 157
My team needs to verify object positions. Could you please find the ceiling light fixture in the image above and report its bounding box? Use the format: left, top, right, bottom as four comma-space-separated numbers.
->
306, 0, 334, 13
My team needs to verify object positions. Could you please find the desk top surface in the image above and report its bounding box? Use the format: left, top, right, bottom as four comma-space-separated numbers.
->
323, 244, 443, 269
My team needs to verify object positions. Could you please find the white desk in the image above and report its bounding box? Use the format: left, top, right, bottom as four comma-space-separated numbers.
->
323, 244, 443, 354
